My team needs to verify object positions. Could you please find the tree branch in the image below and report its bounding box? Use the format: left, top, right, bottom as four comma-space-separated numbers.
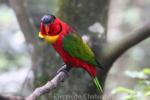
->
102, 23, 150, 70
26, 65, 69, 100
0, 65, 69, 100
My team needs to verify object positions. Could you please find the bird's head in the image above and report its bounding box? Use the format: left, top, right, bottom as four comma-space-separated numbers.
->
39, 14, 61, 43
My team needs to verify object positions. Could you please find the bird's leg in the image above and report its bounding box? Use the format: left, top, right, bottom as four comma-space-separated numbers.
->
57, 64, 72, 74
56, 64, 71, 82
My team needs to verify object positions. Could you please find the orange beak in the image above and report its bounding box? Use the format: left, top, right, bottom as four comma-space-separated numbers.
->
45, 24, 49, 34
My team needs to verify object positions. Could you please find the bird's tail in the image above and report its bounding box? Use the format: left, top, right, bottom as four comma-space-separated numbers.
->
93, 77, 103, 93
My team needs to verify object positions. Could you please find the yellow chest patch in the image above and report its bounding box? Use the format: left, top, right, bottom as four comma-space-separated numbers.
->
38, 32, 59, 43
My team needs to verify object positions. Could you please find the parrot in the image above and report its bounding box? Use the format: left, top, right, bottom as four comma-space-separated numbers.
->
38, 14, 103, 93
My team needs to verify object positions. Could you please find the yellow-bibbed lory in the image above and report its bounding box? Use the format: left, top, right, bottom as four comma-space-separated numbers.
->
39, 14, 103, 93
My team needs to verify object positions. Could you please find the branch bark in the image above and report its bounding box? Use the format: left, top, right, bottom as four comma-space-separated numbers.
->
101, 23, 150, 70
26, 65, 69, 100
0, 65, 69, 100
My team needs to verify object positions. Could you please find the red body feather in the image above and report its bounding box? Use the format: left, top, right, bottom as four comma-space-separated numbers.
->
41, 18, 96, 76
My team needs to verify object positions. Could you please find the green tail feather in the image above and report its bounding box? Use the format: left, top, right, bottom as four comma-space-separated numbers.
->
93, 77, 103, 93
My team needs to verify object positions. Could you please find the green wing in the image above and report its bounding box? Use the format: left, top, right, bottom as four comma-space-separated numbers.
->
63, 32, 99, 67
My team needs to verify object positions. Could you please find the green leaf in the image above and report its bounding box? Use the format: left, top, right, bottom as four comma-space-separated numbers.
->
125, 71, 147, 79
111, 86, 135, 95
126, 95, 136, 100
145, 91, 150, 96
145, 86, 150, 91
143, 68, 150, 75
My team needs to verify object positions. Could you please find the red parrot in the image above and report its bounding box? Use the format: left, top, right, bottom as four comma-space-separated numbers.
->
39, 14, 103, 92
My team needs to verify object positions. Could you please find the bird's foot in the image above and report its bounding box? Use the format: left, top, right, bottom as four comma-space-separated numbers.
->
57, 64, 71, 75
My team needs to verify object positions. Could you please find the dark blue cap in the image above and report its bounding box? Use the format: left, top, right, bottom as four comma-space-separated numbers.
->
41, 14, 55, 24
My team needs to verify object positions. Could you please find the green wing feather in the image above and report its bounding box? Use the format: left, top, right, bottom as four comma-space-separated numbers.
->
63, 32, 100, 67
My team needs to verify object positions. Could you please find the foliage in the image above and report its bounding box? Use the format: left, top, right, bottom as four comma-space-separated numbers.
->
112, 68, 150, 100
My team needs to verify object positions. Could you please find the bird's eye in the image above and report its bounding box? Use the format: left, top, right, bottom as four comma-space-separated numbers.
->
41, 14, 55, 25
